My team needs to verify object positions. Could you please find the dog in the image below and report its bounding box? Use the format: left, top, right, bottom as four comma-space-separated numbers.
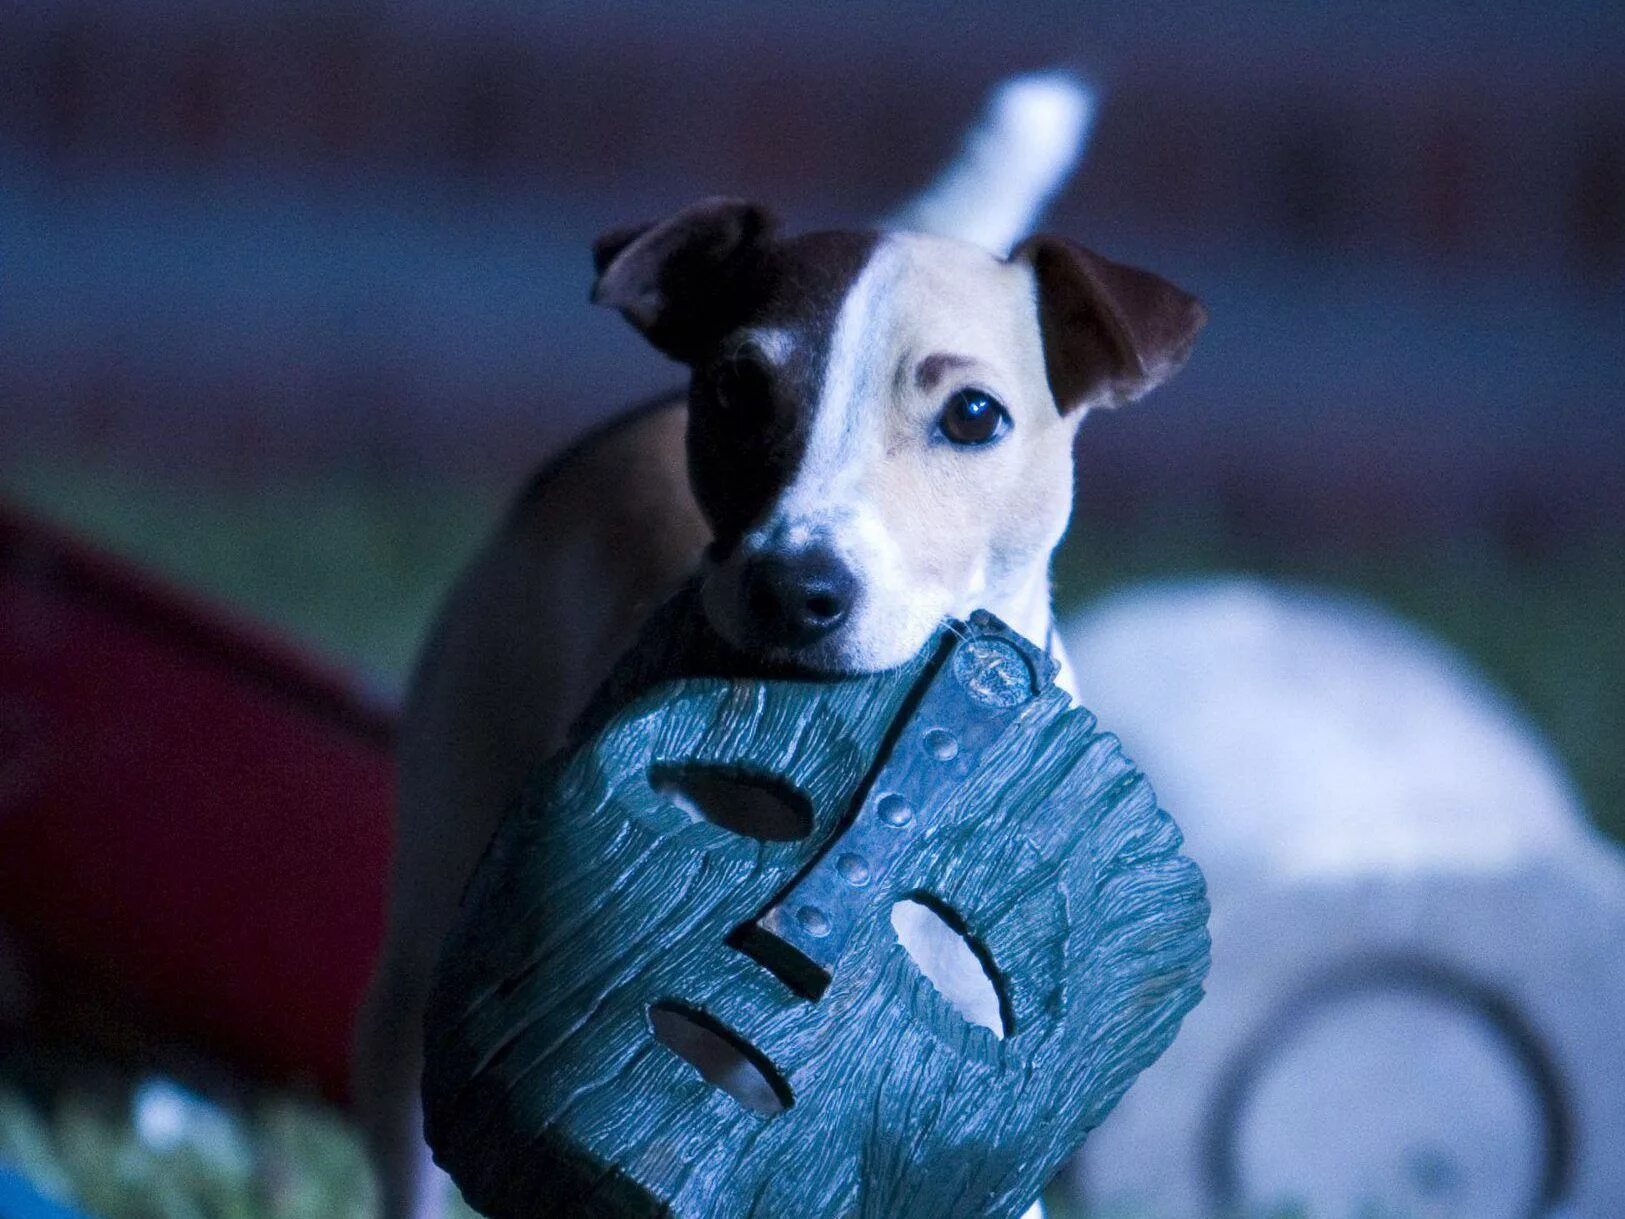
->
355, 73, 1205, 1219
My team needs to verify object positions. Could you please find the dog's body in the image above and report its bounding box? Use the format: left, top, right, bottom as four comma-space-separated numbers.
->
357, 75, 1205, 1219
355, 395, 705, 1217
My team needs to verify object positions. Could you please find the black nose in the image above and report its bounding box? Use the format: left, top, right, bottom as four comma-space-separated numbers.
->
740, 548, 856, 649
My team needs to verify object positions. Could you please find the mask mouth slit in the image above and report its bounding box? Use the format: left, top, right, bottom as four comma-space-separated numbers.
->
647, 1001, 793, 1116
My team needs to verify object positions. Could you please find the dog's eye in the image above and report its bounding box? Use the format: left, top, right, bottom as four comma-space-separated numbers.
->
712, 358, 773, 415
937, 389, 1010, 447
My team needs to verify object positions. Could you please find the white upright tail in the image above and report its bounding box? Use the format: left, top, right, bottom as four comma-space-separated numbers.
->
886, 70, 1097, 255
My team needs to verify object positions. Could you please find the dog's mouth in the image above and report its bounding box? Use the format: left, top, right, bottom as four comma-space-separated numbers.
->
703, 614, 923, 679
698, 566, 944, 678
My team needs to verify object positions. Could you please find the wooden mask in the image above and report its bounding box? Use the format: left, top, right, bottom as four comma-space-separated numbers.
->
422, 611, 1209, 1219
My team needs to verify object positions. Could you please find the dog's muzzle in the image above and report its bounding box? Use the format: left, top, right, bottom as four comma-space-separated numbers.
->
736, 546, 856, 651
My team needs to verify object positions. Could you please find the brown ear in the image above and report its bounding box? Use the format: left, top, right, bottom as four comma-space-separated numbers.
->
590, 197, 776, 363
1012, 236, 1207, 413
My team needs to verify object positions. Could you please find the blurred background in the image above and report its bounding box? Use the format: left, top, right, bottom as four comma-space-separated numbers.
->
1, 2, 1622, 1217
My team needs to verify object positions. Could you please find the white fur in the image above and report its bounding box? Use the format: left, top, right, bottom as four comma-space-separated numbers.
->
786, 243, 896, 518
886, 71, 1096, 256
771, 241, 939, 671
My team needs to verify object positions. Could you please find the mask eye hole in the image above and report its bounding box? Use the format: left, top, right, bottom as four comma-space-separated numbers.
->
649, 764, 813, 841
891, 895, 1011, 1039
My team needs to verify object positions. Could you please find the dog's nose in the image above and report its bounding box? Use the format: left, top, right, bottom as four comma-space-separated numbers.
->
740, 548, 855, 649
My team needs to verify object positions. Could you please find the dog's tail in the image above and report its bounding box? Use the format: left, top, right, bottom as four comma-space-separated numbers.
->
885, 70, 1096, 256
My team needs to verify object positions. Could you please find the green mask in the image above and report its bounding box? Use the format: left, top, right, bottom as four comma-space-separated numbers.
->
423, 611, 1208, 1219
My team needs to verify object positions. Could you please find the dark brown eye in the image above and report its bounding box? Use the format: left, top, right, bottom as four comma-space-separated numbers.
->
937, 389, 1010, 447
712, 357, 773, 415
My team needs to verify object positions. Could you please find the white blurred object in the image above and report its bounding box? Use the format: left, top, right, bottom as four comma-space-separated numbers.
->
1068, 578, 1591, 881
1056, 578, 1625, 1219
886, 70, 1095, 256
132, 1077, 253, 1176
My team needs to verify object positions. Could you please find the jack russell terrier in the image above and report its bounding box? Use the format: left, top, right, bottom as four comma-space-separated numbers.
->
356, 73, 1205, 1219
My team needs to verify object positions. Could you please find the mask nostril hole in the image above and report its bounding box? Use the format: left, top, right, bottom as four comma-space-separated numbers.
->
648, 1002, 792, 1116
650, 764, 813, 841
891, 896, 1011, 1039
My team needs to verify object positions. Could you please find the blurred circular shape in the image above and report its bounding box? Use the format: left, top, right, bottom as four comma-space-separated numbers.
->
1208, 960, 1569, 1219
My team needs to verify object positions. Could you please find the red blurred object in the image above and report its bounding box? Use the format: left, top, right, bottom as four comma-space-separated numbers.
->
0, 501, 396, 1101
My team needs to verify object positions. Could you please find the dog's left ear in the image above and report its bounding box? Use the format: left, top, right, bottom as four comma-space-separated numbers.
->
591, 197, 776, 364
1012, 236, 1207, 413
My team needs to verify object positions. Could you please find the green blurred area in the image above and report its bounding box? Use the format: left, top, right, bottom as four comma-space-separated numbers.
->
2, 466, 503, 689
0, 1077, 1305, 1219
0, 1081, 479, 1219
6, 463, 1620, 844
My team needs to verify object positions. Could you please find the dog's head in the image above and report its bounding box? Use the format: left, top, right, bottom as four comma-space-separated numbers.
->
592, 198, 1205, 672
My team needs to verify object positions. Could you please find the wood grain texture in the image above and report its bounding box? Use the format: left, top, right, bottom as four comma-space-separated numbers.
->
423, 597, 1210, 1218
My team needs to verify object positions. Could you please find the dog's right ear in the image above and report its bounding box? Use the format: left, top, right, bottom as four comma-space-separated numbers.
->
591, 197, 776, 364
1012, 236, 1206, 413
